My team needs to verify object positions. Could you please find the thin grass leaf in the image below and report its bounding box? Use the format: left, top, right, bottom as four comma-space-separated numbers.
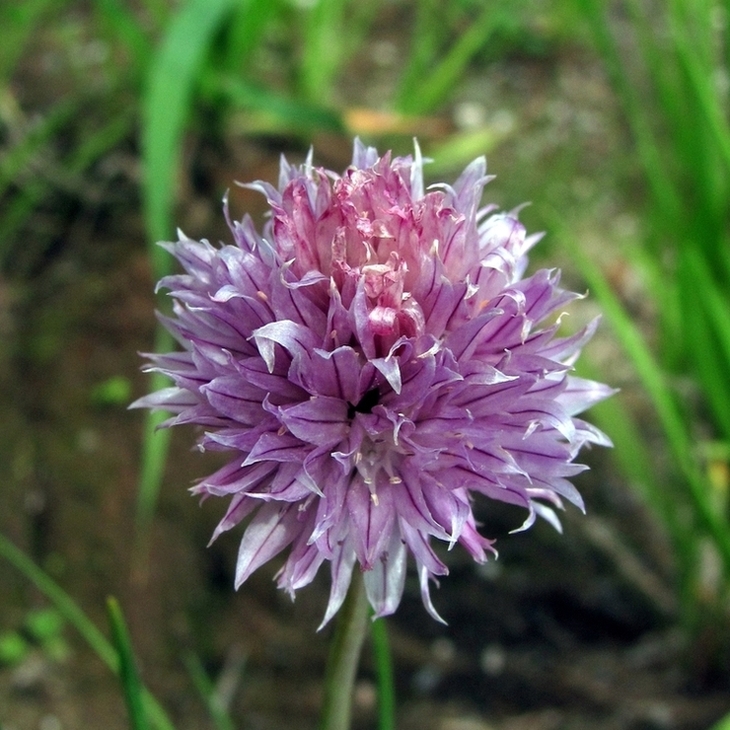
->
615, 236, 683, 368
0, 532, 115, 667
341, 1, 382, 67
574, 357, 687, 558
396, 0, 446, 111
95, 0, 154, 75
183, 652, 236, 730
425, 127, 513, 176
137, 0, 241, 551
557, 221, 730, 580
223, 0, 280, 74
576, 0, 683, 229
142, 0, 241, 256
0, 108, 134, 271
625, 0, 683, 111
207, 74, 344, 133
298, 0, 380, 105
0, 0, 57, 80
299, 0, 348, 104
73, 107, 136, 172
592, 0, 730, 348
711, 710, 730, 730
0, 101, 75, 201
579, 0, 730, 635
667, 0, 730, 174
622, 0, 698, 206
0, 532, 175, 730
680, 248, 730, 442
107, 597, 150, 730
397, 1, 507, 115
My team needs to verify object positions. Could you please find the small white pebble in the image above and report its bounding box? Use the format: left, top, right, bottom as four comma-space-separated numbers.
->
371, 40, 398, 67
453, 102, 487, 130
354, 679, 377, 710
480, 644, 505, 676
39, 715, 62, 730
431, 637, 456, 664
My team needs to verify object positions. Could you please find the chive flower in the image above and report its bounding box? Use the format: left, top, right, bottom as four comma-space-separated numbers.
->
133, 140, 613, 626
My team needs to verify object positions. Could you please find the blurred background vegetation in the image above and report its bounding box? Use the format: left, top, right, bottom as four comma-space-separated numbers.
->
2, 0, 730, 728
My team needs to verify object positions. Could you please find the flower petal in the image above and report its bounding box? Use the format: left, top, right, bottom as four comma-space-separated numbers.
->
363, 531, 407, 619
234, 502, 301, 588
277, 396, 349, 448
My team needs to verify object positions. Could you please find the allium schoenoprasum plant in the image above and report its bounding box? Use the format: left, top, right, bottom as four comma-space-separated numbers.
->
132, 139, 613, 727
133, 139, 613, 621
572, 6, 730, 693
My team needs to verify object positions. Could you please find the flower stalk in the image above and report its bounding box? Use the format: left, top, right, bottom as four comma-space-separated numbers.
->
319, 572, 370, 730
371, 616, 396, 730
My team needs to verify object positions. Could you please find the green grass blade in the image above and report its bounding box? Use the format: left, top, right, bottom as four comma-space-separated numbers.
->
667, 0, 730, 175
207, 74, 344, 133
0, 532, 116, 667
71, 107, 136, 172
680, 248, 730, 442
397, 1, 506, 115
396, 0, 442, 113
370, 618, 395, 730
299, 0, 348, 104
425, 127, 514, 176
621, 0, 730, 269
617, 236, 682, 367
0, 533, 175, 730
107, 597, 150, 730
0, 107, 134, 271
298, 0, 380, 104
576, 0, 683, 229
183, 652, 236, 730
142, 0, 240, 254
710, 710, 730, 730
95, 0, 154, 75
0, 101, 75, 201
621, 0, 685, 136
0, 0, 57, 80
557, 222, 730, 578
224, 0, 280, 74
574, 358, 687, 557
138, 0, 241, 549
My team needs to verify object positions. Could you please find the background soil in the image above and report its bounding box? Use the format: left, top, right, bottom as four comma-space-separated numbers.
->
1, 3, 730, 729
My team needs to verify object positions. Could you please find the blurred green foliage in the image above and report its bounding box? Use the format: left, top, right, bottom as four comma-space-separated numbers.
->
90, 375, 133, 407
0, 533, 175, 730
0, 608, 69, 667
575, 0, 730, 640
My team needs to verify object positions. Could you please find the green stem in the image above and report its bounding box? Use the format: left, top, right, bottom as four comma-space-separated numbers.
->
371, 618, 396, 730
319, 572, 370, 730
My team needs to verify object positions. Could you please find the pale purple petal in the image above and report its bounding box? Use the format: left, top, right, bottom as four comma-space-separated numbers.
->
363, 532, 407, 619
319, 540, 357, 630
234, 502, 301, 587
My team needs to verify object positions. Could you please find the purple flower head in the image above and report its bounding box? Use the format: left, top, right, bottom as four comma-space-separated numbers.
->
133, 140, 613, 626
